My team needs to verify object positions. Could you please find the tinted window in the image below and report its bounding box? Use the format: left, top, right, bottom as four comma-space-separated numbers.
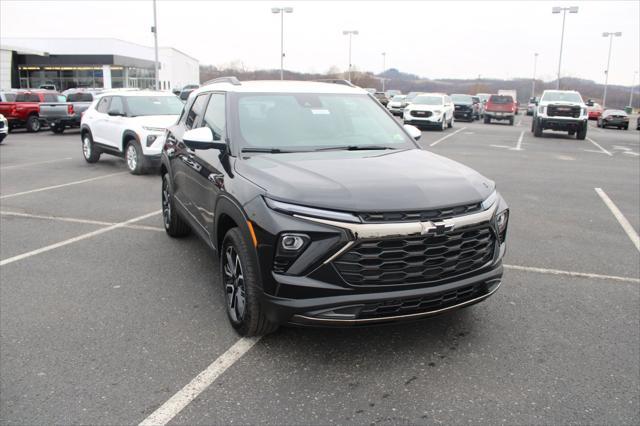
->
67, 93, 94, 102
43, 94, 59, 102
451, 94, 473, 103
541, 92, 583, 103
202, 93, 226, 141
490, 95, 513, 104
186, 94, 208, 129
126, 95, 183, 117
109, 97, 125, 114
236, 93, 414, 151
16, 93, 40, 102
96, 97, 110, 113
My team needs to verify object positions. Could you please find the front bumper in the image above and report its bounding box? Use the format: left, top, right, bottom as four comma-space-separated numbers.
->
485, 111, 514, 119
453, 109, 474, 120
539, 116, 587, 130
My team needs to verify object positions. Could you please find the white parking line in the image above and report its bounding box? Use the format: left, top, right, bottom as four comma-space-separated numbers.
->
516, 117, 523, 126
0, 211, 164, 232
586, 137, 612, 156
594, 188, 640, 252
514, 130, 524, 150
0, 210, 161, 266
0, 157, 73, 170
139, 337, 261, 426
429, 127, 467, 147
0, 172, 127, 199
504, 264, 640, 283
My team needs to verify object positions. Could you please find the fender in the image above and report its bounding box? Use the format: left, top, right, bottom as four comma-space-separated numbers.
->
121, 130, 139, 153
213, 195, 250, 251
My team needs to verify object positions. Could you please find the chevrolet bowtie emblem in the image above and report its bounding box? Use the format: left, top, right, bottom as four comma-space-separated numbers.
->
421, 220, 455, 236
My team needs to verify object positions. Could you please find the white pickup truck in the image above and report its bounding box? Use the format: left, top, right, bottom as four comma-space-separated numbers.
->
532, 90, 588, 139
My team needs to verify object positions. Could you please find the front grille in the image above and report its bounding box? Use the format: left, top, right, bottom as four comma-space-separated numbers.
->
359, 202, 481, 223
410, 110, 432, 118
358, 282, 486, 319
333, 225, 496, 286
547, 105, 581, 118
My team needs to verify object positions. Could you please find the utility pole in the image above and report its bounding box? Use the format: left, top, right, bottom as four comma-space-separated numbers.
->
152, 0, 159, 90
381, 52, 386, 92
629, 70, 638, 108
601, 31, 622, 109
552, 6, 578, 90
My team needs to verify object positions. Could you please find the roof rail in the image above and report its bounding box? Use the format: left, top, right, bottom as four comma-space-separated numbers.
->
202, 76, 241, 86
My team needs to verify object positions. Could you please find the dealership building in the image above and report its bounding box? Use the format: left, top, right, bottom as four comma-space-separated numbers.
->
0, 37, 199, 91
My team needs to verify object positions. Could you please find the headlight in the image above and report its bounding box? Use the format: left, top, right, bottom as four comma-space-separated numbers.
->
265, 197, 361, 223
142, 126, 166, 132
433, 110, 442, 114
481, 190, 497, 210
146, 134, 158, 147
538, 105, 545, 114
496, 210, 509, 242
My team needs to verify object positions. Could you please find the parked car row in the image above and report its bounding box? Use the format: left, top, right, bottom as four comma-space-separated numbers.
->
0, 89, 63, 132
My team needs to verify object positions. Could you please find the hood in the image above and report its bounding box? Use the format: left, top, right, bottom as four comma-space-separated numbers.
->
236, 149, 494, 212
128, 114, 179, 128
407, 104, 443, 112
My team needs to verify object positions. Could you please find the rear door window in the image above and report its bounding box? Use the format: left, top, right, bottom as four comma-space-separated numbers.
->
96, 97, 110, 113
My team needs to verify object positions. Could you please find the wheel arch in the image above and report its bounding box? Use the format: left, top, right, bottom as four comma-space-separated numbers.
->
121, 130, 139, 153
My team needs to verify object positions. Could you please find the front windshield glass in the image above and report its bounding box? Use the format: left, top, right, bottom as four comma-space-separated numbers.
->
126, 95, 184, 116
451, 94, 473, 103
541, 92, 583, 103
412, 95, 443, 106
391, 95, 406, 102
235, 93, 415, 151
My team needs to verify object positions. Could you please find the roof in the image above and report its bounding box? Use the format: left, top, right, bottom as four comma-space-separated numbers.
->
98, 90, 176, 98
193, 80, 369, 96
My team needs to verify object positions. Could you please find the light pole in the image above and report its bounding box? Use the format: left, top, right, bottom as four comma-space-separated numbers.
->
629, 70, 639, 108
381, 52, 386, 92
601, 31, 622, 109
342, 30, 359, 82
552, 6, 578, 90
152, 0, 159, 90
531, 52, 539, 99
271, 7, 293, 80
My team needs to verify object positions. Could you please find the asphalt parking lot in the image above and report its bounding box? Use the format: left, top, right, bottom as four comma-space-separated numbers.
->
1, 115, 638, 425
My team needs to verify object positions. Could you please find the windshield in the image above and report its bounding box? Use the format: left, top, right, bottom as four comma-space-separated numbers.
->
67, 93, 94, 102
235, 93, 415, 151
490, 95, 513, 104
391, 95, 406, 102
412, 95, 443, 106
451, 94, 473, 104
541, 92, 583, 103
126, 95, 184, 116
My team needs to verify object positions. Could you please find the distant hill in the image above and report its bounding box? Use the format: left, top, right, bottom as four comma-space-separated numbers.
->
200, 65, 638, 110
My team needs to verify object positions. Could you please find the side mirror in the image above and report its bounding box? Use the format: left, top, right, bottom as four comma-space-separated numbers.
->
183, 127, 227, 150
403, 124, 422, 141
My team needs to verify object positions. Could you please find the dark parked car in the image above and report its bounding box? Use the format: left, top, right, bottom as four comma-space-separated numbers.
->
637, 116, 640, 131
597, 109, 629, 130
373, 92, 389, 106
179, 84, 200, 101
451, 94, 479, 121
161, 78, 509, 336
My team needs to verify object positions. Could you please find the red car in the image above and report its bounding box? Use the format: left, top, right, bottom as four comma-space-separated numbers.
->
587, 102, 603, 120
483, 94, 516, 125
0, 90, 62, 132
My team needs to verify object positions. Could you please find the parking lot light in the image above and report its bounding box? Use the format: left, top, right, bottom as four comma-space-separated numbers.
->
271, 6, 294, 80
629, 70, 638, 108
531, 52, 539, 99
552, 6, 579, 89
601, 31, 622, 109
342, 30, 359, 82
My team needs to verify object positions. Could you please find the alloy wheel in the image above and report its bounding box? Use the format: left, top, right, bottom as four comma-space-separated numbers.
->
126, 145, 137, 171
162, 179, 171, 229
223, 246, 246, 323
83, 137, 91, 159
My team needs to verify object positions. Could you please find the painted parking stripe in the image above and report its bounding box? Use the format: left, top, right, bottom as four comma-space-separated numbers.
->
0, 157, 73, 170
139, 337, 261, 426
0, 172, 127, 199
586, 137, 612, 156
0, 211, 164, 232
0, 210, 161, 266
594, 188, 640, 252
429, 127, 467, 147
514, 130, 524, 150
504, 264, 639, 283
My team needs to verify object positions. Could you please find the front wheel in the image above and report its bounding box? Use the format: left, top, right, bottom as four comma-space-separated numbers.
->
576, 122, 587, 140
51, 123, 65, 134
82, 132, 101, 163
484, 116, 490, 124
26, 115, 41, 133
509, 117, 514, 126
533, 118, 543, 137
221, 228, 278, 336
447, 115, 454, 128
125, 141, 145, 175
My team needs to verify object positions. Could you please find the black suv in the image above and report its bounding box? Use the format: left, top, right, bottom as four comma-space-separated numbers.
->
451, 94, 479, 121
161, 77, 509, 336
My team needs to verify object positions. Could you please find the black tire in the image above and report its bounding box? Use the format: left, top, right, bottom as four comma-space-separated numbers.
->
484, 116, 490, 124
438, 116, 446, 131
221, 228, 278, 336
576, 122, 587, 140
162, 173, 190, 237
81, 132, 101, 163
533, 118, 543, 137
125, 140, 145, 175
447, 115, 453, 128
51, 123, 65, 134
623, 124, 628, 130
509, 117, 514, 126
26, 115, 41, 133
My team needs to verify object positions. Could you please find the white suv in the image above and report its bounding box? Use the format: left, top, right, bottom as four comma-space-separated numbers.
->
532, 90, 588, 139
403, 93, 454, 131
80, 91, 183, 174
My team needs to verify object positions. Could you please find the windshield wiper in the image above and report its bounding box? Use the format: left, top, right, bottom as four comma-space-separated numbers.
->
241, 147, 298, 153
314, 145, 396, 152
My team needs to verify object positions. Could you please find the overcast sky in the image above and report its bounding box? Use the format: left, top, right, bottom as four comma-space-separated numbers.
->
1, 0, 638, 86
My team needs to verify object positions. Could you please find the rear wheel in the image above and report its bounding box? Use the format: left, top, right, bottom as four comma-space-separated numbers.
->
221, 228, 278, 336
623, 124, 628, 130
484, 116, 490, 124
162, 173, 190, 237
82, 132, 101, 163
26, 115, 41, 133
508, 117, 514, 126
51, 123, 65, 134
533, 118, 543, 137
